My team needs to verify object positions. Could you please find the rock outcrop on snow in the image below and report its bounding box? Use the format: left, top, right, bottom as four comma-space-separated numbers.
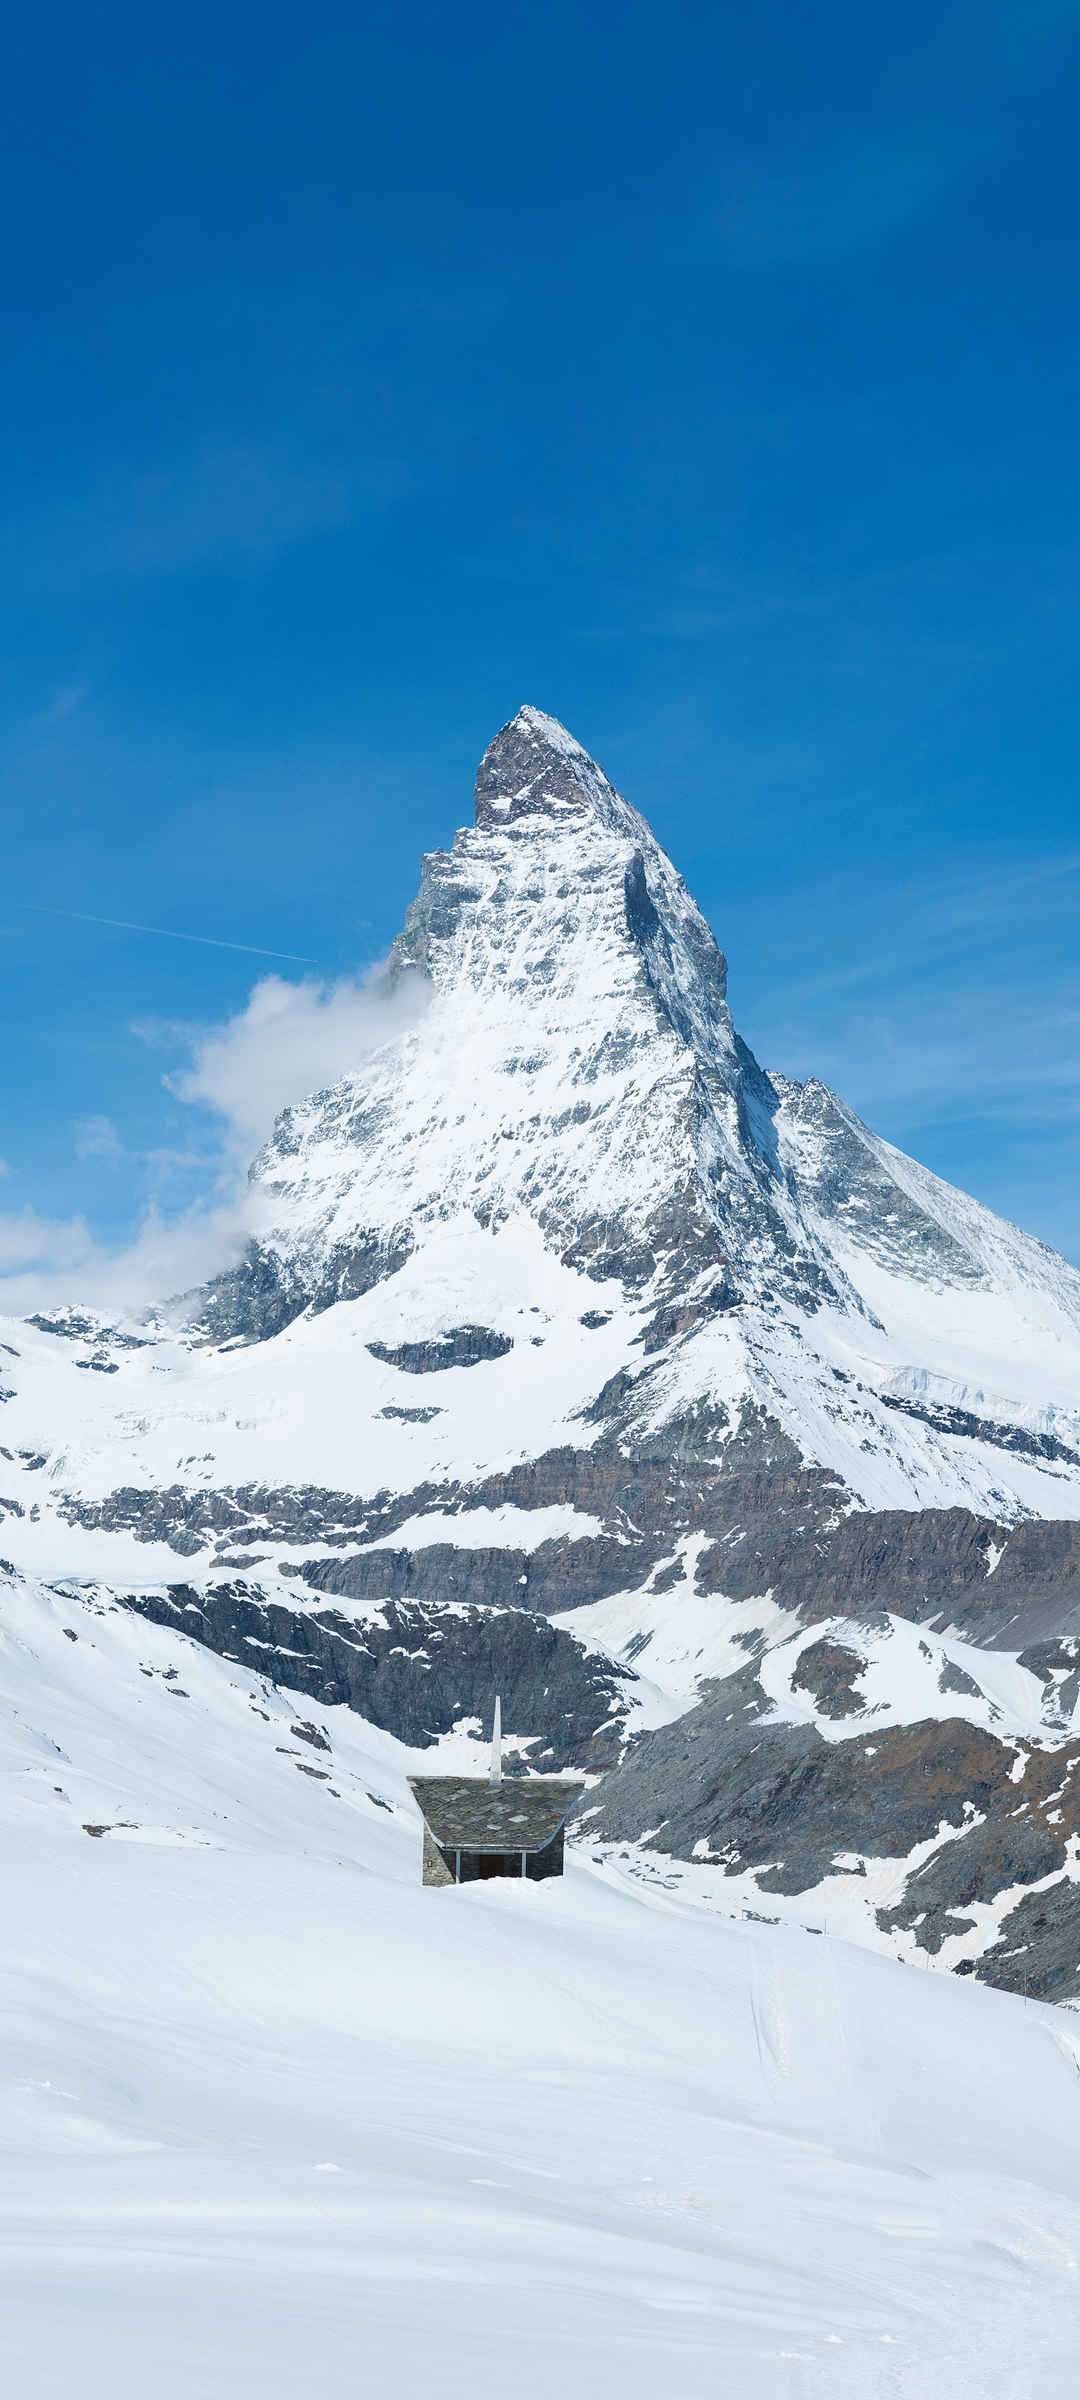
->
5, 706, 1080, 1991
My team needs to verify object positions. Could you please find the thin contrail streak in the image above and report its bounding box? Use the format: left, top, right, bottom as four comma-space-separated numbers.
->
28, 904, 318, 965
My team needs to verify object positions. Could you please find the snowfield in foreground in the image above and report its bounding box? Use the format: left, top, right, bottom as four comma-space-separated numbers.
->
3, 1570, 1080, 2398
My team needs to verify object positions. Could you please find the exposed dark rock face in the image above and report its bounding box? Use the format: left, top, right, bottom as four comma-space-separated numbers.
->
27, 1312, 101, 1339
366, 1326, 512, 1373
473, 708, 638, 837
633, 1278, 738, 1353
790, 1640, 866, 1720
1018, 1639, 1080, 1725
875, 1791, 1075, 1959
772, 1079, 986, 1287
26, 1313, 149, 1350
938, 1660, 984, 1701
188, 1229, 414, 1344
584, 1665, 1080, 1997
696, 1507, 1080, 1645
308, 1232, 416, 1315
289, 1720, 331, 1752
57, 1395, 845, 1563
291, 1533, 652, 1616
879, 1389, 1080, 1470
121, 1580, 631, 1767
963, 1881, 1080, 2001
60, 1428, 1080, 1654
185, 1245, 315, 1344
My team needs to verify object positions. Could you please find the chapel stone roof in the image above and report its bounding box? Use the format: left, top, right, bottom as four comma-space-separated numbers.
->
408, 1774, 583, 1853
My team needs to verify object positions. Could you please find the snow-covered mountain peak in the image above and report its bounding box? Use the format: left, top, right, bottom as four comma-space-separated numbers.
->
473, 703, 636, 835
470, 704, 713, 946
164, 707, 1080, 1517
247, 706, 847, 1335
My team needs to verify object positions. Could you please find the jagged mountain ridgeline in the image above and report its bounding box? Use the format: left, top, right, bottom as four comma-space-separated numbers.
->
6, 706, 1080, 1993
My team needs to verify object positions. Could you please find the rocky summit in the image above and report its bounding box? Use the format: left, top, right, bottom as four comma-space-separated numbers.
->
5, 705, 1080, 1994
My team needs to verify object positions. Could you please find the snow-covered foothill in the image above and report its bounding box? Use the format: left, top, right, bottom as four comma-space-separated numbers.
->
3, 1566, 1080, 2399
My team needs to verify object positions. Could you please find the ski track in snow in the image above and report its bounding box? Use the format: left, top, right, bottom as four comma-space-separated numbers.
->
3, 1567, 1080, 2399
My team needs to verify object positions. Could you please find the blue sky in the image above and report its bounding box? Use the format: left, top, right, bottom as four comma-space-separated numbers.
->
4, 0, 1080, 1303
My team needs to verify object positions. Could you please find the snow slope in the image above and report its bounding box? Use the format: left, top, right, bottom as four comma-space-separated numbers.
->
4, 1564, 1080, 2399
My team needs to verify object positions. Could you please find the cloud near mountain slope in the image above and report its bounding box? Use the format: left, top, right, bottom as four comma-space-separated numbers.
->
0, 966, 429, 1315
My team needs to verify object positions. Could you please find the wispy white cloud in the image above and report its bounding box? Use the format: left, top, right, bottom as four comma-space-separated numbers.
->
71, 1115, 213, 1180
787, 1014, 1080, 1121
0, 963, 429, 1318
685, 7, 1080, 271
752, 855, 1080, 1019
0, 1206, 99, 1278
23, 444, 361, 588
701, 142, 946, 270
35, 681, 89, 728
162, 966, 429, 1157
0, 1194, 262, 1320
73, 1115, 124, 1161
